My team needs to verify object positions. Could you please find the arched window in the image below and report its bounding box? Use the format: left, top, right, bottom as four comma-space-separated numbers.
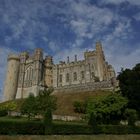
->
73, 72, 77, 81
91, 72, 95, 79
81, 71, 85, 79
66, 73, 69, 82
59, 74, 62, 83
32, 69, 33, 79
27, 69, 29, 80
29, 68, 31, 80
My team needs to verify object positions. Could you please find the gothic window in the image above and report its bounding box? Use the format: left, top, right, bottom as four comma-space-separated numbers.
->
27, 69, 30, 80
81, 71, 85, 80
73, 72, 77, 81
25, 69, 29, 81
91, 72, 95, 79
66, 73, 69, 82
59, 74, 62, 83
29, 68, 31, 80
32, 69, 33, 79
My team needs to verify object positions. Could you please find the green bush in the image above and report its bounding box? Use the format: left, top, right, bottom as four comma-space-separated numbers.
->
124, 108, 138, 126
73, 101, 87, 114
0, 121, 44, 135
0, 110, 8, 117
0, 120, 140, 135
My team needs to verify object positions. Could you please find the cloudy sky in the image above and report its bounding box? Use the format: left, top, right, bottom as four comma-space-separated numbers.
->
0, 0, 140, 99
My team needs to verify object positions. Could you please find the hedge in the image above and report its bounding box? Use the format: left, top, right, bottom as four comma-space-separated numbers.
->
0, 121, 140, 135
0, 121, 44, 135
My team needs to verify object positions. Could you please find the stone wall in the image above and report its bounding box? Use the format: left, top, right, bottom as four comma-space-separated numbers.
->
53, 81, 114, 94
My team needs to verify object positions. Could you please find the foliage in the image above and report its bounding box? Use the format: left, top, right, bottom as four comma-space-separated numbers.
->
36, 88, 57, 117
124, 108, 138, 126
0, 120, 44, 135
36, 88, 57, 134
73, 101, 87, 114
0, 118, 140, 135
86, 93, 128, 124
117, 63, 140, 112
0, 110, 8, 117
0, 101, 17, 116
20, 94, 37, 120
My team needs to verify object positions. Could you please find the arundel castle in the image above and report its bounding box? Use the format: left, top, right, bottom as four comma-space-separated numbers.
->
4, 42, 116, 101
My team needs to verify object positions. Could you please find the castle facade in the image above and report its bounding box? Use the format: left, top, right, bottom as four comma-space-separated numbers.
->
3, 42, 116, 101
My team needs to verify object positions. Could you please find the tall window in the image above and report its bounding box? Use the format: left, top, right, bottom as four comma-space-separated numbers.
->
66, 73, 69, 82
73, 72, 77, 81
81, 71, 85, 79
91, 72, 95, 79
59, 74, 62, 83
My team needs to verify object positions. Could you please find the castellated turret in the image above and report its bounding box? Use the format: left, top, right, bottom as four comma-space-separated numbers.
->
4, 54, 20, 101
44, 56, 53, 87
96, 41, 105, 81
3, 42, 116, 101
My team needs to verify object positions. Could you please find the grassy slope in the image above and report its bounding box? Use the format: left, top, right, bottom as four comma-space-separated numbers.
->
0, 90, 112, 116
54, 90, 112, 116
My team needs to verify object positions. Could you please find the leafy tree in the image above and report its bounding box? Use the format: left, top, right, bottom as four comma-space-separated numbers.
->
124, 108, 138, 126
21, 94, 37, 120
36, 88, 57, 134
0, 101, 17, 116
86, 94, 128, 124
117, 63, 140, 112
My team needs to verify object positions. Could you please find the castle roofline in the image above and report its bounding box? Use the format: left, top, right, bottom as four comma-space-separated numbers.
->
8, 54, 20, 61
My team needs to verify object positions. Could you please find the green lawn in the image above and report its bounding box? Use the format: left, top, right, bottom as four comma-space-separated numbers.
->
0, 116, 86, 125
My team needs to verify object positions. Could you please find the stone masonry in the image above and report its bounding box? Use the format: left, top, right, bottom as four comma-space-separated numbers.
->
3, 42, 116, 101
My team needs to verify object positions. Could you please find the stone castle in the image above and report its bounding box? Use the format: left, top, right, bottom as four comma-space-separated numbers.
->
4, 42, 116, 101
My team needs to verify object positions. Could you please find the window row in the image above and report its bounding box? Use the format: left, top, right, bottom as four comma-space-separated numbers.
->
59, 71, 95, 82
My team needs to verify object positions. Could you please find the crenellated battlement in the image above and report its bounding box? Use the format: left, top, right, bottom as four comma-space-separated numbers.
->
4, 42, 116, 101
8, 54, 20, 61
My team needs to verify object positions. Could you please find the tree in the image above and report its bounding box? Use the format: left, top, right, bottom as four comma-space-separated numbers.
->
86, 94, 128, 124
36, 88, 57, 134
117, 63, 140, 112
124, 108, 138, 126
73, 101, 87, 114
21, 94, 37, 120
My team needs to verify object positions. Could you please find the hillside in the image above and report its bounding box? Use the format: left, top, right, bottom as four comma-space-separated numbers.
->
0, 90, 112, 116
53, 90, 112, 116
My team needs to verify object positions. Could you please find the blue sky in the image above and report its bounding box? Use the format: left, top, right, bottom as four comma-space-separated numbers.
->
0, 0, 140, 100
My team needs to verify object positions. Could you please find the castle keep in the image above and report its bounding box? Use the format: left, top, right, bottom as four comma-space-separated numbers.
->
4, 42, 116, 101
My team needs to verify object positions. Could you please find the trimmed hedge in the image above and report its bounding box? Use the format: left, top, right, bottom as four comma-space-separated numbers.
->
0, 120, 140, 135
0, 121, 44, 135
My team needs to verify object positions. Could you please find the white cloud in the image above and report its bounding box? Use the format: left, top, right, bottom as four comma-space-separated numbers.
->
54, 47, 86, 64
134, 12, 140, 21
69, 2, 114, 39
100, 0, 140, 6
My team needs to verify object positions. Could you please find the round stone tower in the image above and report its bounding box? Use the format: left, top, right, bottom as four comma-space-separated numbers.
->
3, 54, 20, 101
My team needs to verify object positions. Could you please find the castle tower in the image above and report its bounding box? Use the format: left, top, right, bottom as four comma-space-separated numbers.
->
33, 48, 43, 86
44, 56, 53, 87
96, 41, 105, 81
4, 54, 20, 101
16, 52, 29, 99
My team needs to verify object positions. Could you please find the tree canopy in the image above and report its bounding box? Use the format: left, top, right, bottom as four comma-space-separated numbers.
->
87, 94, 128, 124
117, 63, 140, 112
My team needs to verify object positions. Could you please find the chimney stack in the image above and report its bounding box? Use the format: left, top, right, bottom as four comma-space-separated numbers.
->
67, 56, 70, 63
75, 55, 77, 62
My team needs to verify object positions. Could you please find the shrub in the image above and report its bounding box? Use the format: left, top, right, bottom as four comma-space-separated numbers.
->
0, 120, 140, 135
0, 110, 8, 117
124, 108, 138, 126
73, 101, 87, 114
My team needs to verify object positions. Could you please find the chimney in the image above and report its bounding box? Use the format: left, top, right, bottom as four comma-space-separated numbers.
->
67, 56, 70, 63
75, 55, 77, 62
